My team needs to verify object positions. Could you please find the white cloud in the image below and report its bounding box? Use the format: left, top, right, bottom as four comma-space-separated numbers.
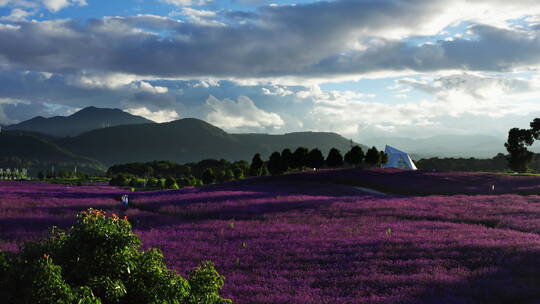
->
65, 72, 169, 94
288, 73, 540, 139
67, 72, 140, 90
0, 0, 36, 8
204, 95, 284, 131
0, 97, 28, 124
261, 85, 293, 96
43, 0, 86, 12
398, 73, 540, 116
192, 79, 220, 88
295, 85, 374, 104
130, 81, 168, 94
0, 97, 26, 105
125, 106, 179, 123
159, 0, 211, 6
0, 106, 11, 124
0, 8, 33, 21
179, 7, 224, 26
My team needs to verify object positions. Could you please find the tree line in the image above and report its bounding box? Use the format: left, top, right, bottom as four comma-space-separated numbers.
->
250, 145, 387, 176
0, 168, 28, 180
108, 159, 249, 189
108, 146, 387, 189
416, 153, 509, 172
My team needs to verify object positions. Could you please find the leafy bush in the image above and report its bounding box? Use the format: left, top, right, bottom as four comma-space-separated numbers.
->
202, 169, 215, 185
109, 174, 132, 187
165, 176, 180, 189
177, 175, 202, 187
0, 209, 231, 304
146, 177, 160, 189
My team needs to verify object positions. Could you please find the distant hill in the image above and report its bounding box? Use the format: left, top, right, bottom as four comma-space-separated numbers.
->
5, 106, 155, 137
0, 131, 105, 175
365, 134, 507, 159
59, 118, 358, 166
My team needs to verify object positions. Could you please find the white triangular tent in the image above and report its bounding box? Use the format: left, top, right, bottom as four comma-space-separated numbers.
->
380, 145, 417, 170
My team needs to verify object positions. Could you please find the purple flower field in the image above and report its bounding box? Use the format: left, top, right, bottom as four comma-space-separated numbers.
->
4, 169, 540, 303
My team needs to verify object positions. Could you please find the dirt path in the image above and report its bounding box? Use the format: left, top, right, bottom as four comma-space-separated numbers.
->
351, 186, 390, 196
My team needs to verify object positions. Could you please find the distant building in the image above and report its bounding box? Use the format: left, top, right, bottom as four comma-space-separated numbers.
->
380, 145, 417, 170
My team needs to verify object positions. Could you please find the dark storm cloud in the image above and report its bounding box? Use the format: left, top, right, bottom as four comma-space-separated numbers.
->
0, 0, 538, 79
306, 25, 540, 75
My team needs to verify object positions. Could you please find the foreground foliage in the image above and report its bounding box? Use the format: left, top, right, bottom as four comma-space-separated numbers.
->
0, 208, 231, 304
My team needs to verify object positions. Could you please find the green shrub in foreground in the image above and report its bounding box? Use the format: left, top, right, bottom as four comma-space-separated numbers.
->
0, 209, 231, 304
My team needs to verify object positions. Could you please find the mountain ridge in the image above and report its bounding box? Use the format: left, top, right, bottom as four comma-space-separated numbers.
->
58, 118, 360, 166
0, 130, 105, 175
6, 106, 155, 137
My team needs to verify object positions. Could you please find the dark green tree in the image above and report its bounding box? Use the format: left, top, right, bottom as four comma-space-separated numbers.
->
267, 152, 286, 175
232, 166, 245, 179
202, 168, 216, 184
379, 151, 388, 165
260, 165, 270, 176
505, 128, 535, 172
307, 148, 325, 169
281, 149, 293, 172
217, 169, 235, 182
365, 146, 381, 166
249, 153, 264, 176
531, 118, 540, 139
344, 146, 364, 167
232, 161, 249, 178
326, 148, 344, 167
110, 174, 131, 187
291, 147, 309, 169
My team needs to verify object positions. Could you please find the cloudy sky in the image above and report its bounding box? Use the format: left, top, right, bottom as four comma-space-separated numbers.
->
1, 0, 540, 141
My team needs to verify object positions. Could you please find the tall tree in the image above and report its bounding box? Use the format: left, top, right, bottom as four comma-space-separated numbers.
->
326, 148, 344, 167
267, 152, 286, 175
292, 147, 309, 169
505, 127, 535, 172
365, 146, 381, 166
531, 118, 540, 139
307, 148, 325, 169
249, 153, 264, 176
281, 148, 293, 172
344, 146, 364, 167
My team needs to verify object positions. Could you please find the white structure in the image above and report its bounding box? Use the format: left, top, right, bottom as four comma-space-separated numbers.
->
381, 145, 417, 170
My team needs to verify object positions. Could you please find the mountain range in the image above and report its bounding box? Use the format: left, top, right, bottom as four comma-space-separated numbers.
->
58, 118, 358, 166
5, 106, 154, 137
3, 107, 359, 170
4, 106, 519, 174
365, 135, 509, 159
